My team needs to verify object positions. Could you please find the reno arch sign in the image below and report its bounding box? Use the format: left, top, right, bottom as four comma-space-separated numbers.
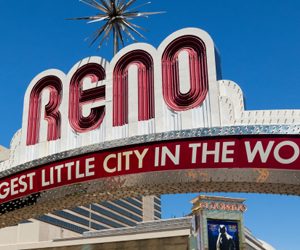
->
23, 28, 215, 149
0, 28, 300, 227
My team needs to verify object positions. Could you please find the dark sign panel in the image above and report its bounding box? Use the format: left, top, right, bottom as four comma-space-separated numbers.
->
207, 219, 240, 250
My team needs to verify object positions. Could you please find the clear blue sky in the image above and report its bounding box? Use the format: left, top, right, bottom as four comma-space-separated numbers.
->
0, 1, 299, 249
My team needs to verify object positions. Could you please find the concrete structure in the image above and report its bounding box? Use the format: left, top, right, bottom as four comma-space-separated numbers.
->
0, 217, 274, 250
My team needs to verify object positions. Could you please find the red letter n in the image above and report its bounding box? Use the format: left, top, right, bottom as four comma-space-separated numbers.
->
113, 50, 154, 126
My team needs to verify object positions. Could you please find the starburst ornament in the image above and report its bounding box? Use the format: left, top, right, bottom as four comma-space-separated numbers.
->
68, 0, 164, 55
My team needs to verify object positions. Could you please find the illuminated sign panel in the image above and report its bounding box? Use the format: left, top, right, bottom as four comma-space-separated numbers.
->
22, 31, 213, 149
207, 220, 240, 250
0, 28, 299, 227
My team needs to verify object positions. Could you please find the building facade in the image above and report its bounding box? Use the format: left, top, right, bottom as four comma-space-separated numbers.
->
1, 219, 271, 250
37, 196, 161, 234
0, 196, 274, 250
0, 195, 161, 247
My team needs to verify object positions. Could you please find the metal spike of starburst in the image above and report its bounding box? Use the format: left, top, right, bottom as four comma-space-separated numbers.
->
68, 0, 165, 55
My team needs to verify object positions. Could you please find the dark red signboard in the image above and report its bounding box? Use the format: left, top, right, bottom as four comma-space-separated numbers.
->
1, 136, 299, 203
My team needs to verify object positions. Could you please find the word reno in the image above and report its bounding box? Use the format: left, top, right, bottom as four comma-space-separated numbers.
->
0, 136, 299, 203
24, 31, 211, 146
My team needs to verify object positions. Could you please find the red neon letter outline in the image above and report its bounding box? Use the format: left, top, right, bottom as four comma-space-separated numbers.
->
27, 76, 62, 145
69, 63, 106, 133
113, 50, 154, 126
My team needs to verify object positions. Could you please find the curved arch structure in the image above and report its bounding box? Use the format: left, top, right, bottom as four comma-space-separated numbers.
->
1, 28, 300, 227
1, 125, 300, 228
